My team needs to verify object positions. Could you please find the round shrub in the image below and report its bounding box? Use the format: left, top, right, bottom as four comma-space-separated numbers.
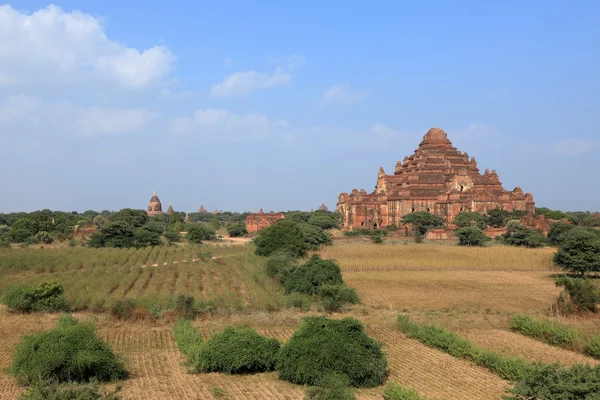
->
265, 252, 298, 284
185, 224, 216, 244
306, 373, 356, 400
254, 220, 307, 257
553, 228, 600, 275
18, 382, 121, 400
1, 280, 69, 313
10, 316, 127, 385
456, 227, 491, 247
298, 223, 333, 250
193, 326, 280, 374
226, 222, 247, 237
277, 316, 388, 387
318, 285, 360, 313
284, 255, 343, 295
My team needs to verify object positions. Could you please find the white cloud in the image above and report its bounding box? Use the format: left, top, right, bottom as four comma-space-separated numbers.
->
210, 55, 305, 98
322, 83, 367, 105
0, 5, 175, 88
169, 108, 290, 142
0, 95, 156, 137
78, 107, 157, 136
552, 138, 598, 157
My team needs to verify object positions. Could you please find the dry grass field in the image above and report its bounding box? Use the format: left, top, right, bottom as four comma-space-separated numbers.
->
318, 242, 556, 271
1, 241, 596, 399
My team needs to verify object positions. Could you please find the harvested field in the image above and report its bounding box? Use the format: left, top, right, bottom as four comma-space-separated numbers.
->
319, 242, 556, 272
0, 244, 285, 313
460, 329, 599, 367
0, 311, 509, 400
344, 270, 561, 313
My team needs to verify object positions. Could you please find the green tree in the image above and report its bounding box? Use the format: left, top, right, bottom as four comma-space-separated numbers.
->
553, 228, 600, 276
109, 208, 148, 227
97, 221, 135, 248
456, 227, 491, 246
132, 228, 161, 248
452, 212, 487, 229
486, 208, 510, 228
545, 210, 569, 220
401, 212, 443, 241
547, 221, 575, 245
8, 229, 31, 243
185, 224, 216, 244
254, 220, 307, 257
11, 218, 39, 236
503, 221, 546, 248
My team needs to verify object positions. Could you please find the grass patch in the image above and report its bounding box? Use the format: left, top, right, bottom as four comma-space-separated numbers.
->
18, 382, 121, 400
509, 314, 580, 346
173, 319, 203, 363
510, 314, 600, 360
397, 315, 532, 380
382, 382, 427, 400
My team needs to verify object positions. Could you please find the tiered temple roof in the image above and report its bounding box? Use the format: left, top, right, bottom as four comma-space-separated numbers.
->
337, 128, 535, 228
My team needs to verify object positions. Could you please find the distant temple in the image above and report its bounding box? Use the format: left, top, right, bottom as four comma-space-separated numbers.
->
246, 208, 285, 233
198, 205, 207, 213
167, 203, 175, 215
317, 202, 329, 212
337, 128, 535, 229
148, 191, 163, 216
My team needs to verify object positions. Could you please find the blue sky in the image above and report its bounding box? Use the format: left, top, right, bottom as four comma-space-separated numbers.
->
1, 1, 599, 213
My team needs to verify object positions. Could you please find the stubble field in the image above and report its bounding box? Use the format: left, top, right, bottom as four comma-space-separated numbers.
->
0, 240, 595, 400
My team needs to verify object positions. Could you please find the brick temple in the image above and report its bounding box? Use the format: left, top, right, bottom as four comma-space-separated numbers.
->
337, 128, 535, 229
245, 208, 285, 233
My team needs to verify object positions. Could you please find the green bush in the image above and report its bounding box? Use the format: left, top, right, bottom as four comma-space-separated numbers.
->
35, 231, 53, 244
398, 315, 531, 380
10, 316, 127, 385
18, 382, 121, 400
452, 212, 487, 230
132, 228, 161, 248
277, 317, 388, 387
254, 220, 307, 257
382, 382, 426, 400
553, 228, 600, 275
1, 280, 69, 313
298, 223, 333, 250
555, 277, 599, 312
585, 336, 600, 359
319, 285, 359, 313
110, 299, 136, 320
185, 224, 216, 244
371, 233, 384, 244
164, 230, 181, 243
505, 363, 600, 400
307, 214, 338, 230
503, 222, 547, 248
226, 222, 247, 237
456, 227, 490, 246
305, 373, 356, 400
509, 314, 580, 346
174, 294, 199, 320
173, 320, 203, 363
192, 326, 280, 374
265, 252, 298, 285
284, 255, 343, 295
